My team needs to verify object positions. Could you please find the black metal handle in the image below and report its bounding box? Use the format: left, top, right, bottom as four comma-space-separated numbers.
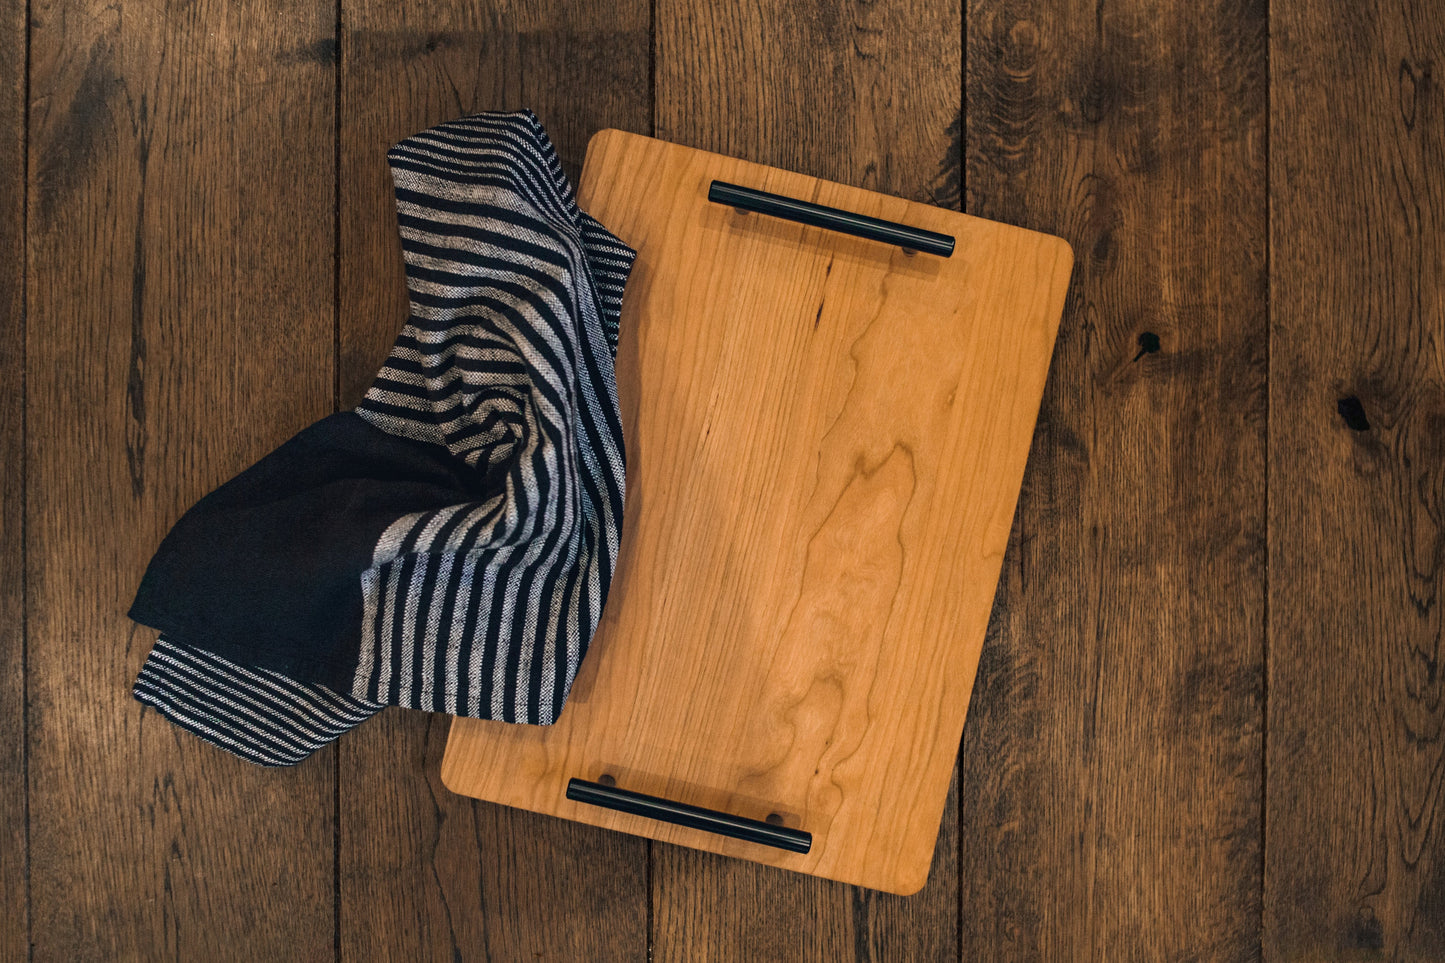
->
566, 778, 812, 854
708, 180, 955, 257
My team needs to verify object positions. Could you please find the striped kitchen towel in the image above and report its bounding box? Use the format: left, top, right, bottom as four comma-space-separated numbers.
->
129, 110, 635, 766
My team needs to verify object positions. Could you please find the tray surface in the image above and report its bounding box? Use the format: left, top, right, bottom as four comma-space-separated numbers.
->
441, 129, 1072, 894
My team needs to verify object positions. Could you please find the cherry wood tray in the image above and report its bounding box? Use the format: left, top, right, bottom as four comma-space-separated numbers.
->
441, 129, 1072, 894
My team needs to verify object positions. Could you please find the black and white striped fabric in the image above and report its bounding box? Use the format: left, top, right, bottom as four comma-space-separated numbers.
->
134, 637, 380, 766
129, 111, 635, 766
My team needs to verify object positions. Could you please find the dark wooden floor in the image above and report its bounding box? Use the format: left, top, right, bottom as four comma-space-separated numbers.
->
4, 0, 1442, 959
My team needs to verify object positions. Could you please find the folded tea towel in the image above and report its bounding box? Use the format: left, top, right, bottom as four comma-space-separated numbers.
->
129, 110, 635, 766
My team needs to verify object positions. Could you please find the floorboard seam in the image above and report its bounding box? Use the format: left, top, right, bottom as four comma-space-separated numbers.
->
1259, 2, 1273, 957
21, 0, 33, 956
332, 2, 344, 961
648, 0, 657, 142
645, 842, 653, 962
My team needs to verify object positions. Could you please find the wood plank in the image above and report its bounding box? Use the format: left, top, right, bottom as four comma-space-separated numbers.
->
337, 5, 650, 960
442, 127, 1071, 893
1265, 1, 1445, 957
650, 0, 961, 952
25, 1, 339, 958
959, 0, 1267, 958
0, 0, 26, 955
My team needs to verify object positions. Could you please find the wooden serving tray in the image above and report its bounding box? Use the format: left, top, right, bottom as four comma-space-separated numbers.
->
441, 129, 1072, 894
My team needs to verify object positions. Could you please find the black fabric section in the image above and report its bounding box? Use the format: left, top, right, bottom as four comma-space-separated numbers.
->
129, 412, 507, 690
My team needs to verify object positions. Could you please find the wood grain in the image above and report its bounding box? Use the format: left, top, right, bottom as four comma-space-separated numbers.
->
338, 3, 650, 959
0, 0, 26, 956
647, 1, 961, 953
651, 774, 961, 963
959, 0, 1268, 959
25, 0, 339, 959
340, 713, 649, 963
12, 0, 1444, 956
1266, 0, 1445, 957
654, 0, 959, 200
441, 128, 1070, 894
